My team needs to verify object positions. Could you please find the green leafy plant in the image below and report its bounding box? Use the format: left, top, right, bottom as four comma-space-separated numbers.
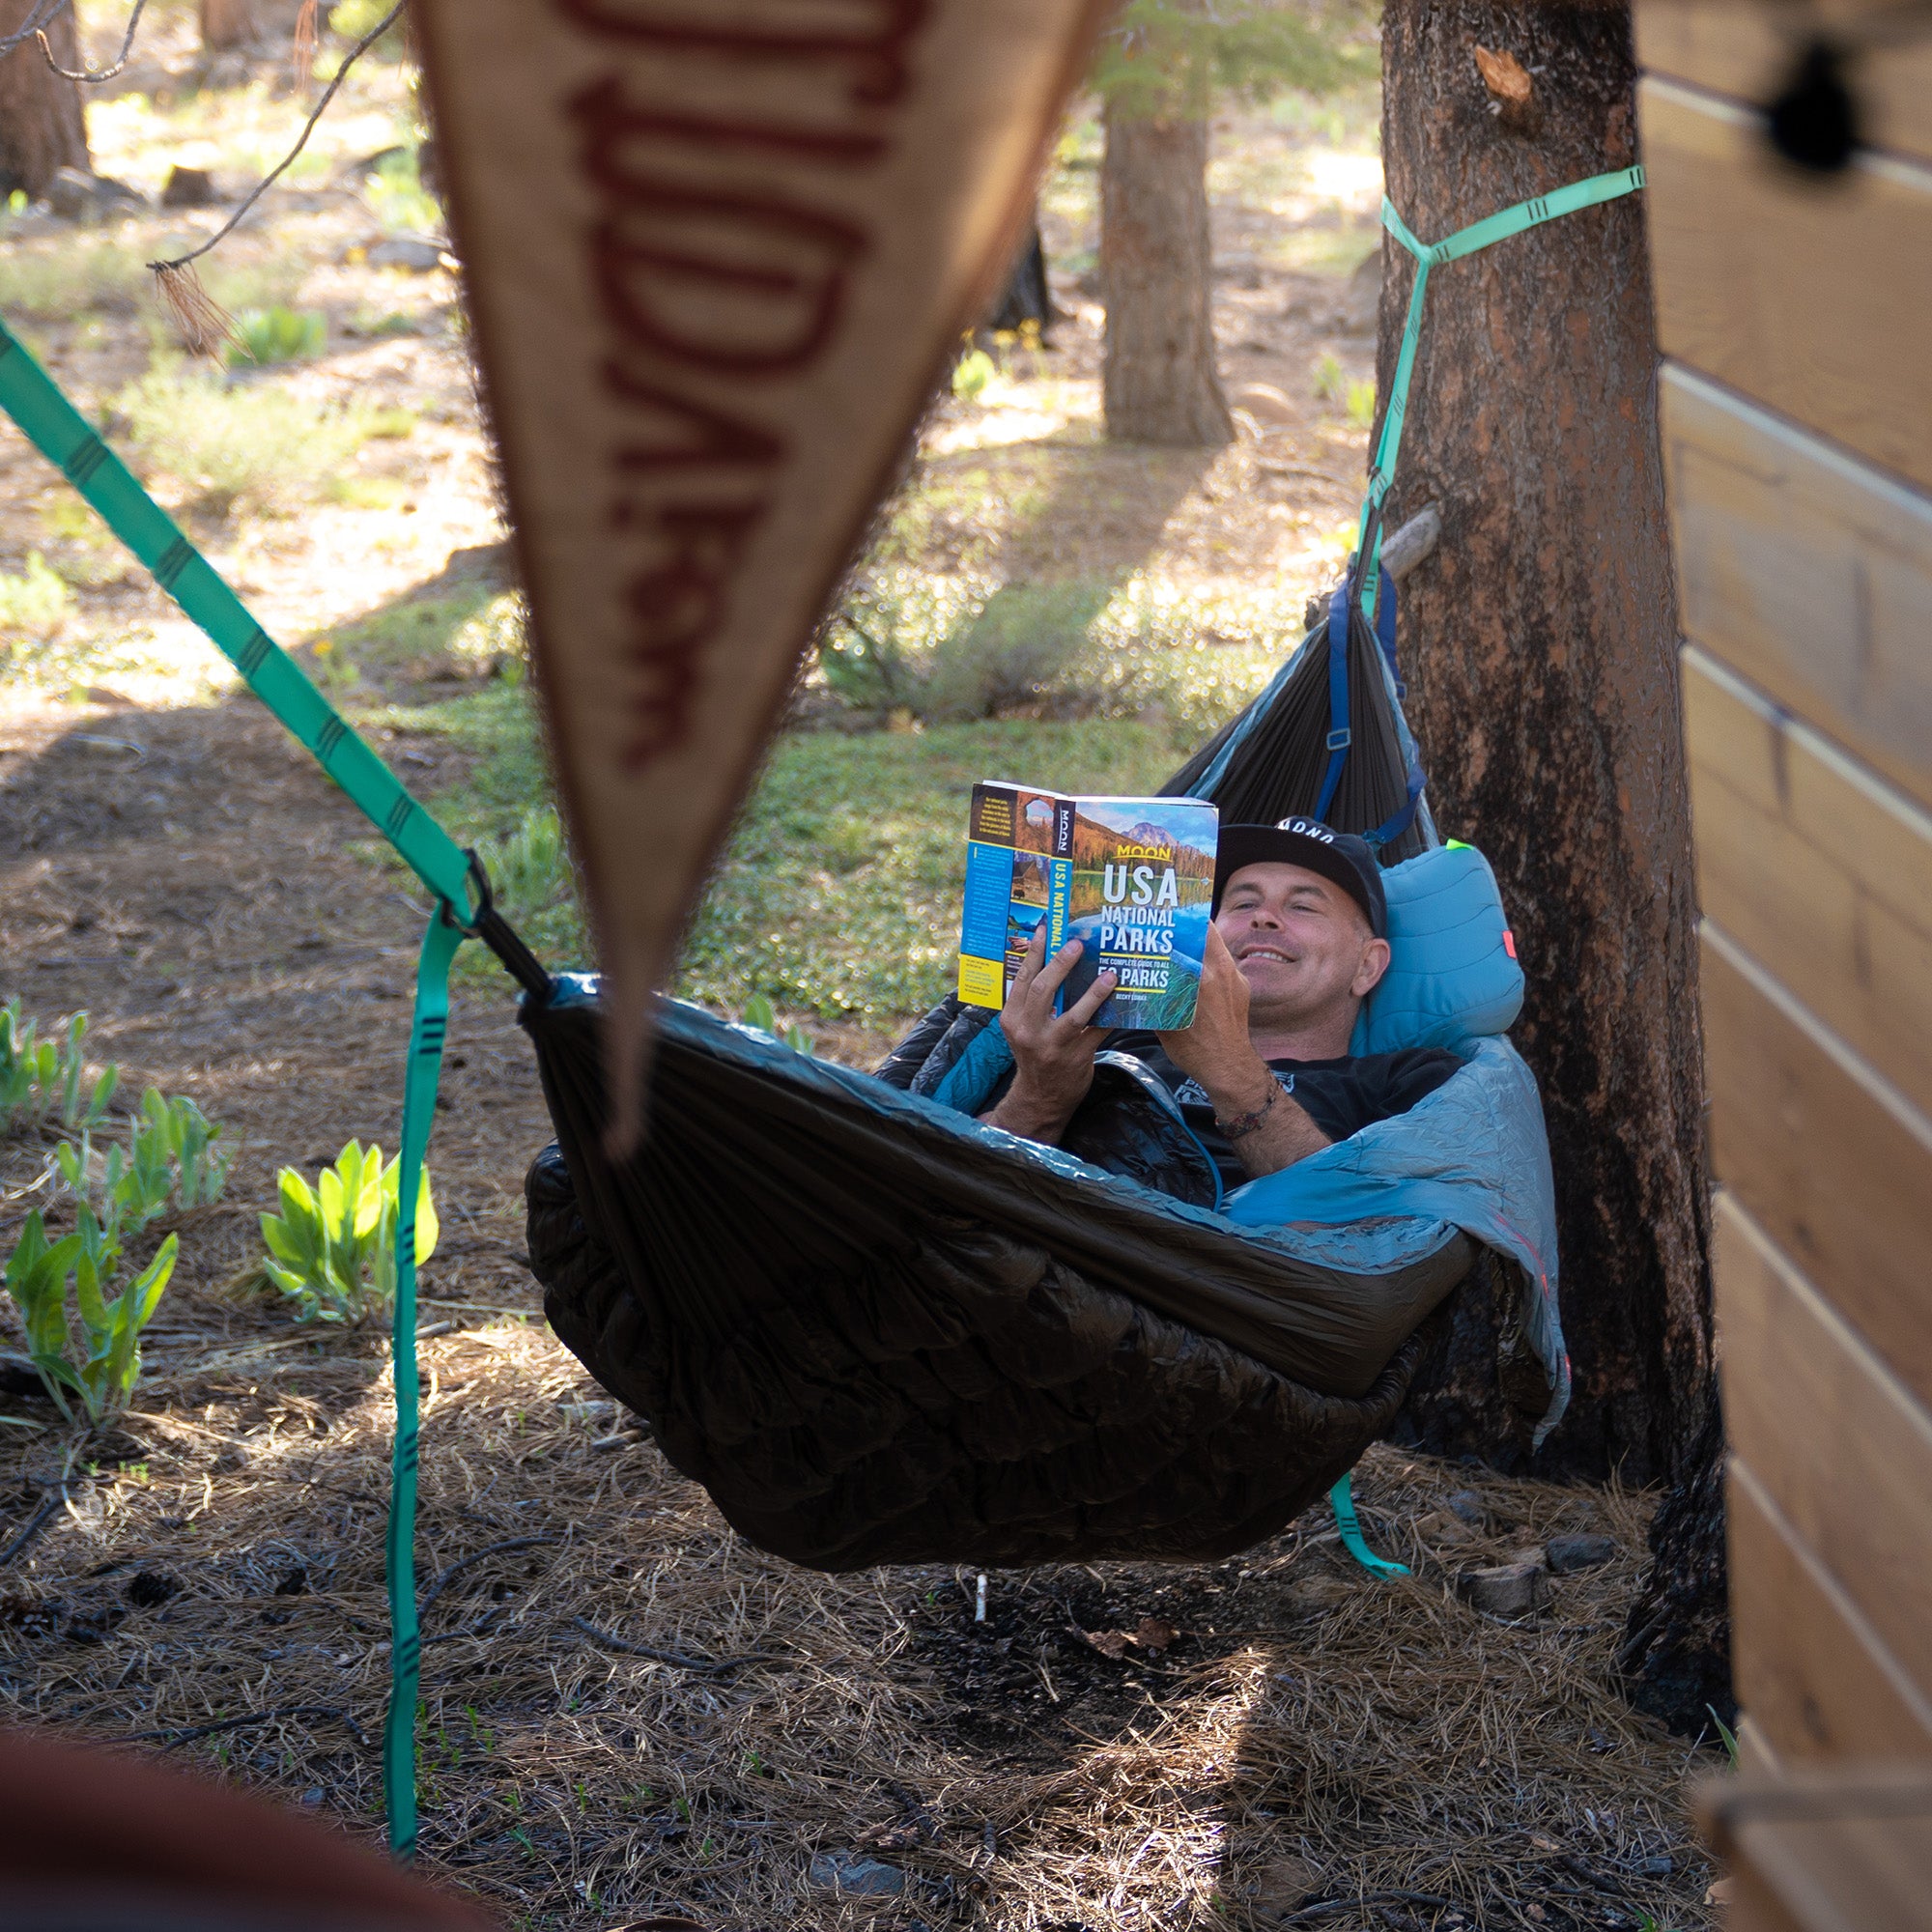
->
228, 305, 327, 366
2, 1208, 177, 1429
952, 346, 995, 402
1707, 1702, 1740, 1767
0, 1004, 119, 1136
251, 1139, 439, 1324
740, 994, 813, 1055
57, 1088, 228, 1242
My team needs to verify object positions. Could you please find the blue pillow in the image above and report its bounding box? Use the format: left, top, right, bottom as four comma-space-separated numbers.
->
1350, 842, 1523, 1056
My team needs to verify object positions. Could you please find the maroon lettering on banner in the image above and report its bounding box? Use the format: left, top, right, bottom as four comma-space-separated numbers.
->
551, 2, 917, 768
619, 499, 767, 767
552, 0, 929, 105
606, 364, 784, 471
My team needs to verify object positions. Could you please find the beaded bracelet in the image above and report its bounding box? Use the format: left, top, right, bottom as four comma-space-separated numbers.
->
1217, 1075, 1285, 1142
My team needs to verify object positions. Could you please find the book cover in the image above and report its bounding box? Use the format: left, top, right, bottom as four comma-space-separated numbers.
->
958, 784, 1218, 1030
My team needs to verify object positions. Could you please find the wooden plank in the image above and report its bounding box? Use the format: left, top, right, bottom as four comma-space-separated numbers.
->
1642, 79, 1932, 494
1701, 923, 1932, 1407
1661, 367, 1932, 811
1704, 1769, 1932, 1932
1683, 648, 1932, 1119
1716, 1193, 1932, 1715
1635, 0, 1932, 165
1729, 1452, 1932, 1764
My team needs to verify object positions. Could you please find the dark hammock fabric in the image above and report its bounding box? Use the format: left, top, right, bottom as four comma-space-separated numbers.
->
522, 568, 1513, 1569
526, 992, 1472, 1567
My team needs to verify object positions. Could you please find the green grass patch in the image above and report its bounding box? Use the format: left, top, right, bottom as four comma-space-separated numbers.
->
0, 239, 150, 320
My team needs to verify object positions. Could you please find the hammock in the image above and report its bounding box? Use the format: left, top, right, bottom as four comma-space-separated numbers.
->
519, 551, 1567, 1571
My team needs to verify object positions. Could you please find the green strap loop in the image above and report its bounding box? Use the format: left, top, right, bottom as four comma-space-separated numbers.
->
0, 318, 479, 1861
1330, 1471, 1409, 1578
382, 910, 464, 1861
0, 320, 475, 917
1353, 163, 1646, 619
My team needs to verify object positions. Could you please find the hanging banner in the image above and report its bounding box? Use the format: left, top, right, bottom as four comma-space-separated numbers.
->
412, 0, 1110, 1138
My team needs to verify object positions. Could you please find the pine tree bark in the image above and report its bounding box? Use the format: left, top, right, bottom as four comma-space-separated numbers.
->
1099, 99, 1232, 446
0, 0, 88, 199
1377, 0, 1712, 1489
199, 0, 258, 51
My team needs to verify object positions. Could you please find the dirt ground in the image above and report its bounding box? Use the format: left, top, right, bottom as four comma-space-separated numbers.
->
1, 19, 1722, 1932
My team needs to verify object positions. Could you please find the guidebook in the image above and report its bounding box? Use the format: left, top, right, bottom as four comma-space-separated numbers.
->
957, 784, 1219, 1031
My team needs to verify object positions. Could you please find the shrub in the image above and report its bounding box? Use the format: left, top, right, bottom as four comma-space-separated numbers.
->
814, 568, 1288, 738
228, 306, 327, 366
0, 1004, 118, 1137
364, 148, 442, 237
249, 1140, 439, 1325
3, 1208, 177, 1430
55, 1089, 230, 1243
120, 365, 382, 514
0, 554, 73, 656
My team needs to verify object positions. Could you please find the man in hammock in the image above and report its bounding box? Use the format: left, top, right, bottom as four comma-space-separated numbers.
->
983, 817, 1460, 1189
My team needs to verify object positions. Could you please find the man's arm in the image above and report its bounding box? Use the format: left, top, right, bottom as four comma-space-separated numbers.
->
979, 926, 1119, 1146
1154, 926, 1332, 1179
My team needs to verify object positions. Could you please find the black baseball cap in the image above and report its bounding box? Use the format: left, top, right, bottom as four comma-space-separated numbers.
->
1212, 816, 1387, 937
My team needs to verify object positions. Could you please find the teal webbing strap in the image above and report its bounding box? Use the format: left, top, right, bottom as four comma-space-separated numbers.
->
1353, 164, 1646, 619
0, 317, 477, 1860
0, 321, 474, 915
382, 911, 463, 1860
1330, 1471, 1409, 1578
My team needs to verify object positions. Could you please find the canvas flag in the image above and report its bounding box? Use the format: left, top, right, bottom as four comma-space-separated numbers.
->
412, 0, 1112, 1141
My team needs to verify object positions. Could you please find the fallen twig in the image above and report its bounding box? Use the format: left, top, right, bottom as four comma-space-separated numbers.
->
0, 1492, 62, 1568
568, 1616, 775, 1677
119, 1704, 371, 1751
417, 1533, 562, 1620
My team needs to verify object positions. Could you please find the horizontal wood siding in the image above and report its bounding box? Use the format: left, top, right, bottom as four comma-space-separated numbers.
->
1641, 78, 1932, 496
1700, 921, 1932, 1408
1634, 0, 1932, 166
1661, 368, 1932, 813
1716, 1193, 1932, 1714
1728, 1450, 1932, 1763
1683, 647, 1932, 1118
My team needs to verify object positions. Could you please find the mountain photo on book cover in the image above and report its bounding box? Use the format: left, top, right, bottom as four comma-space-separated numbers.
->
1061, 800, 1217, 1030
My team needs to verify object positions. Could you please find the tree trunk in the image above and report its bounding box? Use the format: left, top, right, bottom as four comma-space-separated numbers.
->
1617, 1399, 1734, 1735
1100, 100, 1232, 446
1378, 0, 1711, 1488
0, 0, 88, 200
199, 0, 258, 50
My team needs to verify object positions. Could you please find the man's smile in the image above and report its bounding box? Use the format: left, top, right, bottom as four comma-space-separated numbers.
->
1235, 942, 1298, 967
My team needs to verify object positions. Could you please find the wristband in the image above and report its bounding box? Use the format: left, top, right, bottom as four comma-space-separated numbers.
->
1217, 1075, 1284, 1142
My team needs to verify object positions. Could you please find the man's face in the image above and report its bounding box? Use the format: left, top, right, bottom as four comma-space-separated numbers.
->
1213, 861, 1388, 1024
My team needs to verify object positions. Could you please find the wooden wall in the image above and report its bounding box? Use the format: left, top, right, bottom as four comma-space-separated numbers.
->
1634, 0, 1932, 1781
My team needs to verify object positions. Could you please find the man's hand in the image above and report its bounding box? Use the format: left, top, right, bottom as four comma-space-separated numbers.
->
1156, 924, 1332, 1177
980, 926, 1118, 1145
1157, 923, 1258, 1100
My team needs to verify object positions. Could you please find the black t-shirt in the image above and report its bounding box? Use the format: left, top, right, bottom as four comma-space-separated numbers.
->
1104, 1033, 1462, 1193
